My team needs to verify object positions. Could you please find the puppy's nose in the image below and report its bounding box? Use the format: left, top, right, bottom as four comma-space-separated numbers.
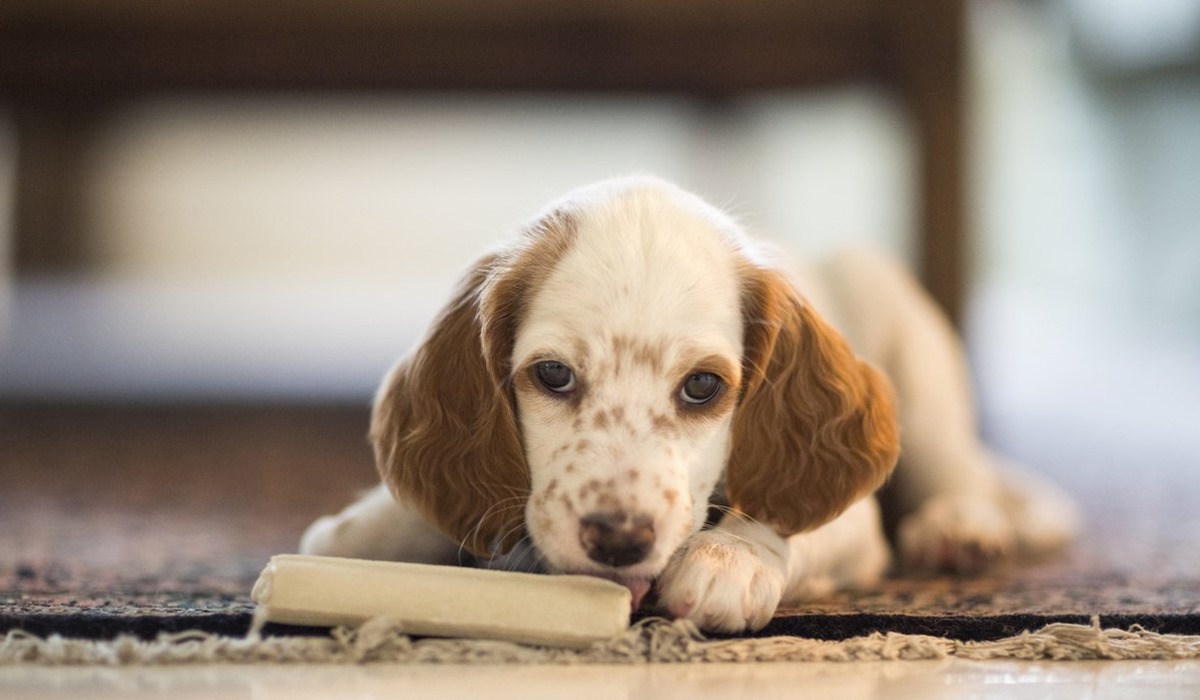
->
578, 512, 655, 568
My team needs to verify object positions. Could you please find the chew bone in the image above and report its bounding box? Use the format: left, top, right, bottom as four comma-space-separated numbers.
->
251, 554, 632, 648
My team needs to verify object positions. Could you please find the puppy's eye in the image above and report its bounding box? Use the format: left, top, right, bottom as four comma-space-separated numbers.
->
535, 361, 576, 393
680, 372, 722, 405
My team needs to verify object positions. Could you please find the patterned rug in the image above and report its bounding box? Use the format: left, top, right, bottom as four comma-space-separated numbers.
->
4, 559, 1198, 645
2, 403, 1199, 652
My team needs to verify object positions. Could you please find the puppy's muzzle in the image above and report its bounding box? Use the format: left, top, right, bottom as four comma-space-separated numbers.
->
578, 511, 655, 568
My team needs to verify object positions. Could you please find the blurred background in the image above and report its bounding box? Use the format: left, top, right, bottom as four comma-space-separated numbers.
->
1, 0, 1198, 480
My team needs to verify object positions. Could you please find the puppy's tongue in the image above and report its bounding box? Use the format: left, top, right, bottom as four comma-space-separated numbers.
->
622, 578, 651, 611
580, 572, 651, 611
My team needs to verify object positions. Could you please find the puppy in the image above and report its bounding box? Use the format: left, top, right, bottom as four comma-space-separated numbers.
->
301, 176, 1079, 632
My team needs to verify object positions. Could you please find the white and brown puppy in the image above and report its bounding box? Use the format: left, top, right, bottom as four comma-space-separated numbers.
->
301, 176, 1078, 632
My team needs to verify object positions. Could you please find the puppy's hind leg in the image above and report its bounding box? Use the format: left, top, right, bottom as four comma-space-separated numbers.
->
819, 251, 1020, 573
993, 455, 1082, 557
299, 483, 462, 565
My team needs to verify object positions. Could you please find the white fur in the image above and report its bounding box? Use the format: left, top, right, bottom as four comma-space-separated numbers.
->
513, 185, 745, 586
302, 176, 1079, 633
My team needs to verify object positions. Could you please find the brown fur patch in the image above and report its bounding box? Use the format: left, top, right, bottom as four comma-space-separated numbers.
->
611, 334, 667, 375
593, 493, 620, 511
649, 410, 680, 437
726, 265, 900, 536
532, 516, 555, 536
371, 211, 578, 558
631, 339, 666, 375
559, 494, 577, 515
479, 211, 578, 386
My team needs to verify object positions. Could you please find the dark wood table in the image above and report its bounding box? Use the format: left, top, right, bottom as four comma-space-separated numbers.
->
1, 0, 967, 323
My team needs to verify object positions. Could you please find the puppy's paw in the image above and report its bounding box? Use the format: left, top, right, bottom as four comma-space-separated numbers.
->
298, 515, 346, 556
656, 530, 785, 633
897, 494, 1015, 574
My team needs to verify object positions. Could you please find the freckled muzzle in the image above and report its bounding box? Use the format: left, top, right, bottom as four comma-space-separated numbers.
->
577, 511, 656, 568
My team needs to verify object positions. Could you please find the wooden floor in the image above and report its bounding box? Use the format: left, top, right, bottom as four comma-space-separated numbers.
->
2, 402, 1198, 637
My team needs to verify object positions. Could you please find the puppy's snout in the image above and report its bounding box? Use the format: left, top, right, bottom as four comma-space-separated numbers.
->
578, 511, 655, 568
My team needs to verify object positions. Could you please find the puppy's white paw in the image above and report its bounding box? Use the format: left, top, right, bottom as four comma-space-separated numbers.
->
898, 493, 1015, 574
298, 515, 340, 555
656, 530, 785, 633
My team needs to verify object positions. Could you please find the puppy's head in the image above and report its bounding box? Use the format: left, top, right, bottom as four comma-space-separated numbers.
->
372, 177, 899, 596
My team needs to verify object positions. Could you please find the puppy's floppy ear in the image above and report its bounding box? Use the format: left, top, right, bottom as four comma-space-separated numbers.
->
370, 255, 528, 557
370, 212, 575, 558
727, 266, 900, 535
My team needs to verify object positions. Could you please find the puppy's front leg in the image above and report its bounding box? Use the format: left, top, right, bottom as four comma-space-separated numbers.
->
657, 498, 890, 632
300, 483, 462, 565
656, 516, 789, 633
780, 497, 891, 602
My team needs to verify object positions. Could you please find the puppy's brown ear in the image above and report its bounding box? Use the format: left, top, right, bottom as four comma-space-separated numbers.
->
370, 255, 529, 558
727, 266, 900, 535
371, 212, 576, 558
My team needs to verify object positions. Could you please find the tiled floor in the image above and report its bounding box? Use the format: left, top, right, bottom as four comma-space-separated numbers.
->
4, 659, 1200, 699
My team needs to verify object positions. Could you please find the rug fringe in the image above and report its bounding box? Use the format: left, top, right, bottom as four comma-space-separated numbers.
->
3, 616, 1199, 666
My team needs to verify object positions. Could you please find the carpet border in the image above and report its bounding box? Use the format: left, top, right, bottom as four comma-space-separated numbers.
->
5, 610, 1200, 643
3, 617, 1200, 665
